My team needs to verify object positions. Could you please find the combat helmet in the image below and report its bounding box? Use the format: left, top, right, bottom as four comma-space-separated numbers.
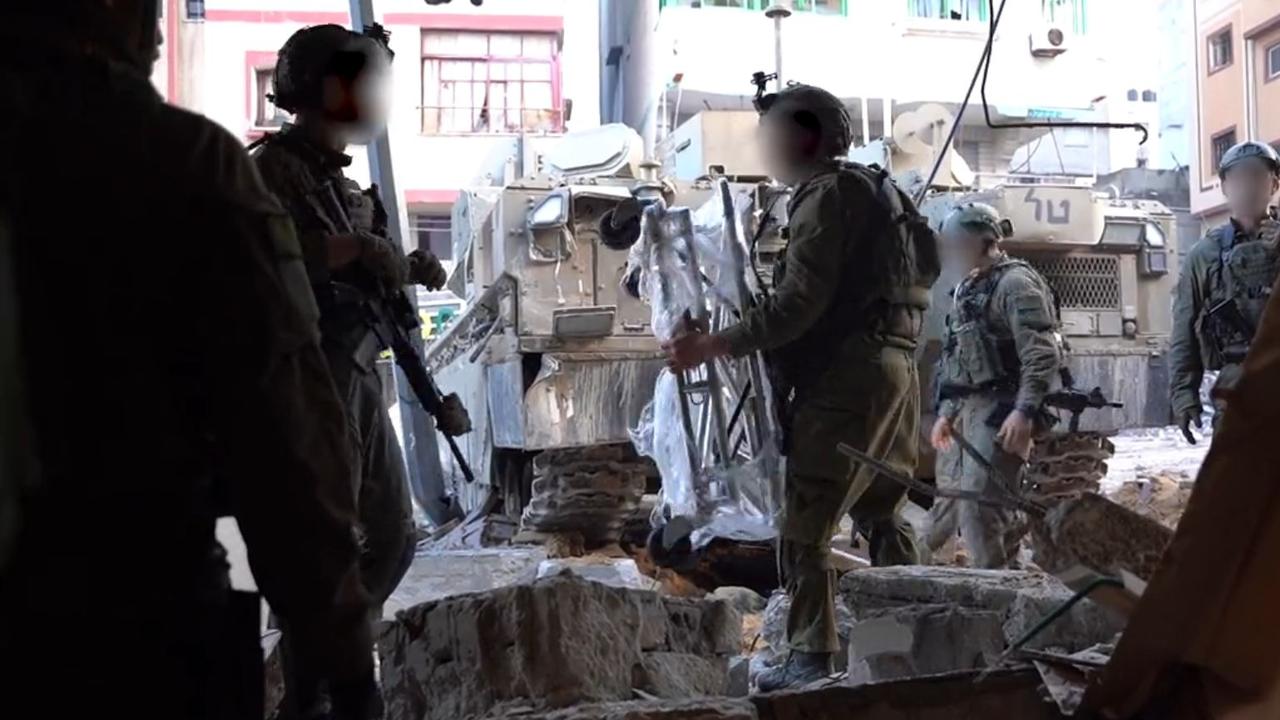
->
271, 23, 393, 114
755, 83, 853, 159
941, 202, 1015, 242
1218, 140, 1280, 180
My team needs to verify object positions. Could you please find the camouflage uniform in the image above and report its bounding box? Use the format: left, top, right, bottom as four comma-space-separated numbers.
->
931, 254, 1061, 569
1170, 223, 1279, 427
718, 161, 936, 655
0, 28, 370, 718
1171, 141, 1280, 430
253, 129, 416, 611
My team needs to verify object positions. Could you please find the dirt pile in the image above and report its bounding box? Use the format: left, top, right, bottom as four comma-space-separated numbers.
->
1103, 475, 1193, 529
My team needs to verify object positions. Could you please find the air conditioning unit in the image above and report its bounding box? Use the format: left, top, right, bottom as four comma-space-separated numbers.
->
1029, 25, 1070, 58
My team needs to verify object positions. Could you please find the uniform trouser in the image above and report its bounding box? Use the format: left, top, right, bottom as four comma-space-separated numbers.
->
281, 346, 415, 718
925, 395, 1026, 569
781, 345, 922, 655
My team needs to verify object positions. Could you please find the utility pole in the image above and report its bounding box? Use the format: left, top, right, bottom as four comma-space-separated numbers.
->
348, 0, 457, 527
764, 3, 792, 92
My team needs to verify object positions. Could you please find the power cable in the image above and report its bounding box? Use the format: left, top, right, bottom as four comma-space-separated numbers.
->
979, 0, 1149, 144
917, 0, 1149, 203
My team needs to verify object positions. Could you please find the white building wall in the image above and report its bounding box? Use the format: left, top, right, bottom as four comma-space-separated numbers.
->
649, 2, 1118, 113
187, 0, 600, 220
1157, 0, 1194, 169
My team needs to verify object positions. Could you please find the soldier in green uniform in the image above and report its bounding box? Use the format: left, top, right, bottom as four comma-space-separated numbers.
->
250, 23, 470, 719
1170, 141, 1280, 442
926, 204, 1062, 569
1, 1, 379, 718
663, 84, 939, 690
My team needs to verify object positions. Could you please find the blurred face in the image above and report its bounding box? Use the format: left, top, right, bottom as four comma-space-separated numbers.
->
321, 41, 392, 145
939, 224, 989, 272
757, 112, 813, 186
1222, 157, 1280, 221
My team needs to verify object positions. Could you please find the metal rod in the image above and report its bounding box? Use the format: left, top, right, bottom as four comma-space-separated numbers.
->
672, 210, 731, 465
773, 15, 784, 91
836, 442, 1046, 515
718, 179, 770, 453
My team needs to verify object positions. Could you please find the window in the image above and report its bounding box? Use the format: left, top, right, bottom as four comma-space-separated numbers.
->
412, 214, 453, 261
184, 0, 205, 20
1208, 28, 1232, 72
1212, 129, 1237, 172
907, 0, 989, 23
253, 68, 289, 129
421, 31, 562, 134
1042, 0, 1087, 35
1268, 42, 1280, 81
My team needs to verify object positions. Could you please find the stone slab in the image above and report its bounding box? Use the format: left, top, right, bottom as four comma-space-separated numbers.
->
380, 573, 740, 720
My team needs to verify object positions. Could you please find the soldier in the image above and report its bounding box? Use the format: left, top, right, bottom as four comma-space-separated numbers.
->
250, 23, 470, 718
0, 1, 378, 718
663, 84, 939, 690
926, 203, 1062, 569
1170, 141, 1280, 442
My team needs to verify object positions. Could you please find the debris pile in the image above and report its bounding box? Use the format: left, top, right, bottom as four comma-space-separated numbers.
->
1103, 474, 1194, 529
838, 566, 1124, 684
379, 573, 740, 720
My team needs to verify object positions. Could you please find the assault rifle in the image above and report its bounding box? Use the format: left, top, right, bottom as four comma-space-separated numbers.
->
312, 181, 476, 484
1046, 367, 1122, 432
1204, 297, 1255, 362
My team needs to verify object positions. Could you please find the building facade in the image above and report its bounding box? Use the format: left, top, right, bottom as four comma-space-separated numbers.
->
600, 0, 1166, 178
154, 0, 601, 275
1190, 0, 1280, 227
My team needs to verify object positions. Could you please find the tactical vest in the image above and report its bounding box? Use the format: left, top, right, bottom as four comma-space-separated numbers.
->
251, 128, 386, 366
939, 257, 1058, 395
1200, 222, 1279, 365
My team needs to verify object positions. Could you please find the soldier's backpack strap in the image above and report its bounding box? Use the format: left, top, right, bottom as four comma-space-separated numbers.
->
1209, 222, 1235, 297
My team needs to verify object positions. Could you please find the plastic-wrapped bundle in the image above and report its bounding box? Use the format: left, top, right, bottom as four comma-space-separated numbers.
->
627, 183, 785, 549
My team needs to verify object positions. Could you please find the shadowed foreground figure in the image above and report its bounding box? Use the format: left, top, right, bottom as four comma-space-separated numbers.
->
1086, 220, 1280, 719
0, 2, 378, 718
663, 83, 939, 691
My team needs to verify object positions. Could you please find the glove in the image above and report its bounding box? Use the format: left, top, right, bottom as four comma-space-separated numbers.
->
435, 393, 472, 437
1177, 408, 1202, 444
358, 233, 409, 289
329, 671, 383, 720
344, 184, 376, 232
1261, 216, 1280, 248
407, 249, 448, 290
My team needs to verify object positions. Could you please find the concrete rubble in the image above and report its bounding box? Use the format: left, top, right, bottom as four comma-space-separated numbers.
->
484, 668, 1062, 719
379, 573, 740, 720
384, 547, 548, 618
1030, 492, 1174, 585
839, 566, 1125, 684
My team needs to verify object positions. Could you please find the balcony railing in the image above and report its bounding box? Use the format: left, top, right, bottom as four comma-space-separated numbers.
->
658, 0, 848, 16
419, 105, 564, 136
905, 0, 989, 23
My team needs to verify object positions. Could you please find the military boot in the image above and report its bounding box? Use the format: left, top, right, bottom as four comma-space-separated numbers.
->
755, 651, 833, 692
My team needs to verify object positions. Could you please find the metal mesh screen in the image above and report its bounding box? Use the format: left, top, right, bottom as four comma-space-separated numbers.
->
1021, 254, 1122, 311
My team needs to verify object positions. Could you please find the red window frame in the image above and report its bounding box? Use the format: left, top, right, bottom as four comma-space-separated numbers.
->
420, 30, 563, 135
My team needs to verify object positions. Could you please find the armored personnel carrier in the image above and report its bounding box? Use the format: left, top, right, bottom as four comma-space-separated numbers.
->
850, 121, 1178, 496
423, 125, 782, 545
